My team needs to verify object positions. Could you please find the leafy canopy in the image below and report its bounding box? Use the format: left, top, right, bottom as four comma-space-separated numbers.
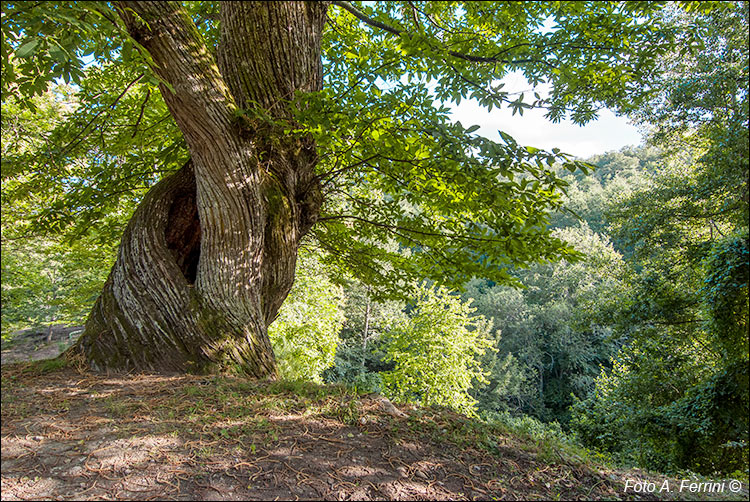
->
570, 2, 749, 475
269, 250, 346, 383
2, 1, 686, 294
381, 284, 495, 415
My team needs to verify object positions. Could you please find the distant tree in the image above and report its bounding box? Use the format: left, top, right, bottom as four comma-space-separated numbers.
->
548, 147, 660, 237
630, 1, 749, 230
381, 285, 495, 415
466, 223, 626, 423
268, 249, 345, 383
1, 85, 117, 337
323, 282, 406, 392
1, 237, 115, 337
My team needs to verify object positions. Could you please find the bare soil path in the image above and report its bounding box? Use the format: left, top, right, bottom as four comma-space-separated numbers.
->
1, 325, 82, 366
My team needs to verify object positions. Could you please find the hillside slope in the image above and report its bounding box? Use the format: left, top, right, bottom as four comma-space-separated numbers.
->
1, 361, 746, 501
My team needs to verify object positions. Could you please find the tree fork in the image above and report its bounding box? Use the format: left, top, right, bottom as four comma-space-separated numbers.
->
67, 1, 328, 377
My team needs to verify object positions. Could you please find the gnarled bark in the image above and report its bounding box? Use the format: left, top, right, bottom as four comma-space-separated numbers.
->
72, 162, 276, 376
68, 1, 328, 377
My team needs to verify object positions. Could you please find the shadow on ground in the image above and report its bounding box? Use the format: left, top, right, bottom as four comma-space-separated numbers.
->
2, 363, 745, 501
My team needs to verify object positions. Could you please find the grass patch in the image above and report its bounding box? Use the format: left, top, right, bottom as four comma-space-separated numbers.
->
20, 356, 69, 375
266, 379, 354, 400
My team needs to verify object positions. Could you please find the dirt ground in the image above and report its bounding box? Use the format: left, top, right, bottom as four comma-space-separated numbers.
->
1, 333, 746, 502
0, 361, 676, 502
1, 325, 82, 365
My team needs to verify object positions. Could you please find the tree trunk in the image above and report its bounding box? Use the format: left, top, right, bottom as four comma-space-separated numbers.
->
361, 292, 371, 374
67, 1, 328, 377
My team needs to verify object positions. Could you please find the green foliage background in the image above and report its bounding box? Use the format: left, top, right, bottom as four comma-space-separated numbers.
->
268, 249, 345, 383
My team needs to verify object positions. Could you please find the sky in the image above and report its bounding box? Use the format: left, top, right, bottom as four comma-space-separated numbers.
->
449, 71, 644, 160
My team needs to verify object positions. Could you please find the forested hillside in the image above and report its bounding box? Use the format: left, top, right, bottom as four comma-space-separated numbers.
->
1, 1, 748, 500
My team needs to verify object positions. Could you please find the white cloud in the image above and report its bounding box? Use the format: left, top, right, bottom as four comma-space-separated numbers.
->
448, 72, 644, 159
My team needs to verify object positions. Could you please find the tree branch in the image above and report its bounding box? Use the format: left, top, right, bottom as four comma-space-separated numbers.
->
332, 1, 400, 35
317, 214, 506, 244
35, 73, 144, 167
332, 0, 548, 65
314, 215, 465, 274
131, 88, 151, 138
114, 1, 237, 149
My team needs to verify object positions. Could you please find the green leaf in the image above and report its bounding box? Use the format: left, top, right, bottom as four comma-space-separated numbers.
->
121, 40, 133, 62
498, 131, 516, 144
49, 44, 68, 63
15, 39, 40, 59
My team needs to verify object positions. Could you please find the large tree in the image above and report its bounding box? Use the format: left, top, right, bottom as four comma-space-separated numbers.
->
2, 1, 680, 377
